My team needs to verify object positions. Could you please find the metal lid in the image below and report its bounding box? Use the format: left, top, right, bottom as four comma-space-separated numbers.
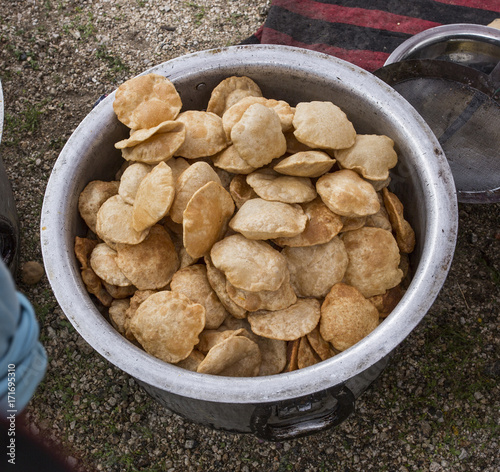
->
386, 24, 500, 72
376, 24, 500, 203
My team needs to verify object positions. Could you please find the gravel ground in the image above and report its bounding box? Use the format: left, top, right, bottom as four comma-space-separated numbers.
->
1, 1, 499, 471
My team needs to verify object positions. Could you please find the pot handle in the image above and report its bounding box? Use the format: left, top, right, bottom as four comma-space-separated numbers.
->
250, 384, 355, 441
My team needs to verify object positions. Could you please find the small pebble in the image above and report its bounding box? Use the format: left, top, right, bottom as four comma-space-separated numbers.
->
185, 439, 196, 449
420, 421, 432, 436
429, 462, 441, 472
21, 261, 45, 284
130, 413, 141, 423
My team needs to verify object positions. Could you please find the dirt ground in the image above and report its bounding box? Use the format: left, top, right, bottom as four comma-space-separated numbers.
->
0, 1, 499, 471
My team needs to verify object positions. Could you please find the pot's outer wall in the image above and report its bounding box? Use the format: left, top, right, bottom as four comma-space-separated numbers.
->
137, 354, 389, 436
40, 46, 458, 434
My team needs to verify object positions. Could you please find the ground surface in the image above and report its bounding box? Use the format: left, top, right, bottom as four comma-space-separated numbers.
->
0, 1, 499, 471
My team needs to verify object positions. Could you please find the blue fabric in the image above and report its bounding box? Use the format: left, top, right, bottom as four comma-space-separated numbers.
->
0, 259, 19, 359
0, 260, 47, 415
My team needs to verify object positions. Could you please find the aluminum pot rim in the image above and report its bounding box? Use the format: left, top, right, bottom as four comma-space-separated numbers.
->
41, 45, 458, 404
385, 23, 500, 65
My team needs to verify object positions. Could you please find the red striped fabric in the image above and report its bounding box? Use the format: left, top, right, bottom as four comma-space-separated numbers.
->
259, 27, 391, 71
247, 0, 500, 72
433, 0, 500, 14
272, 0, 442, 34
254, 25, 265, 42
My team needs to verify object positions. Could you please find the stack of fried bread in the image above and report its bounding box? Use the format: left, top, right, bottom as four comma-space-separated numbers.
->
75, 73, 415, 377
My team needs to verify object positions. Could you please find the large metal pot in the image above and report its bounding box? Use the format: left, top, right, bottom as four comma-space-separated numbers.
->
40, 45, 458, 440
0, 79, 20, 274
